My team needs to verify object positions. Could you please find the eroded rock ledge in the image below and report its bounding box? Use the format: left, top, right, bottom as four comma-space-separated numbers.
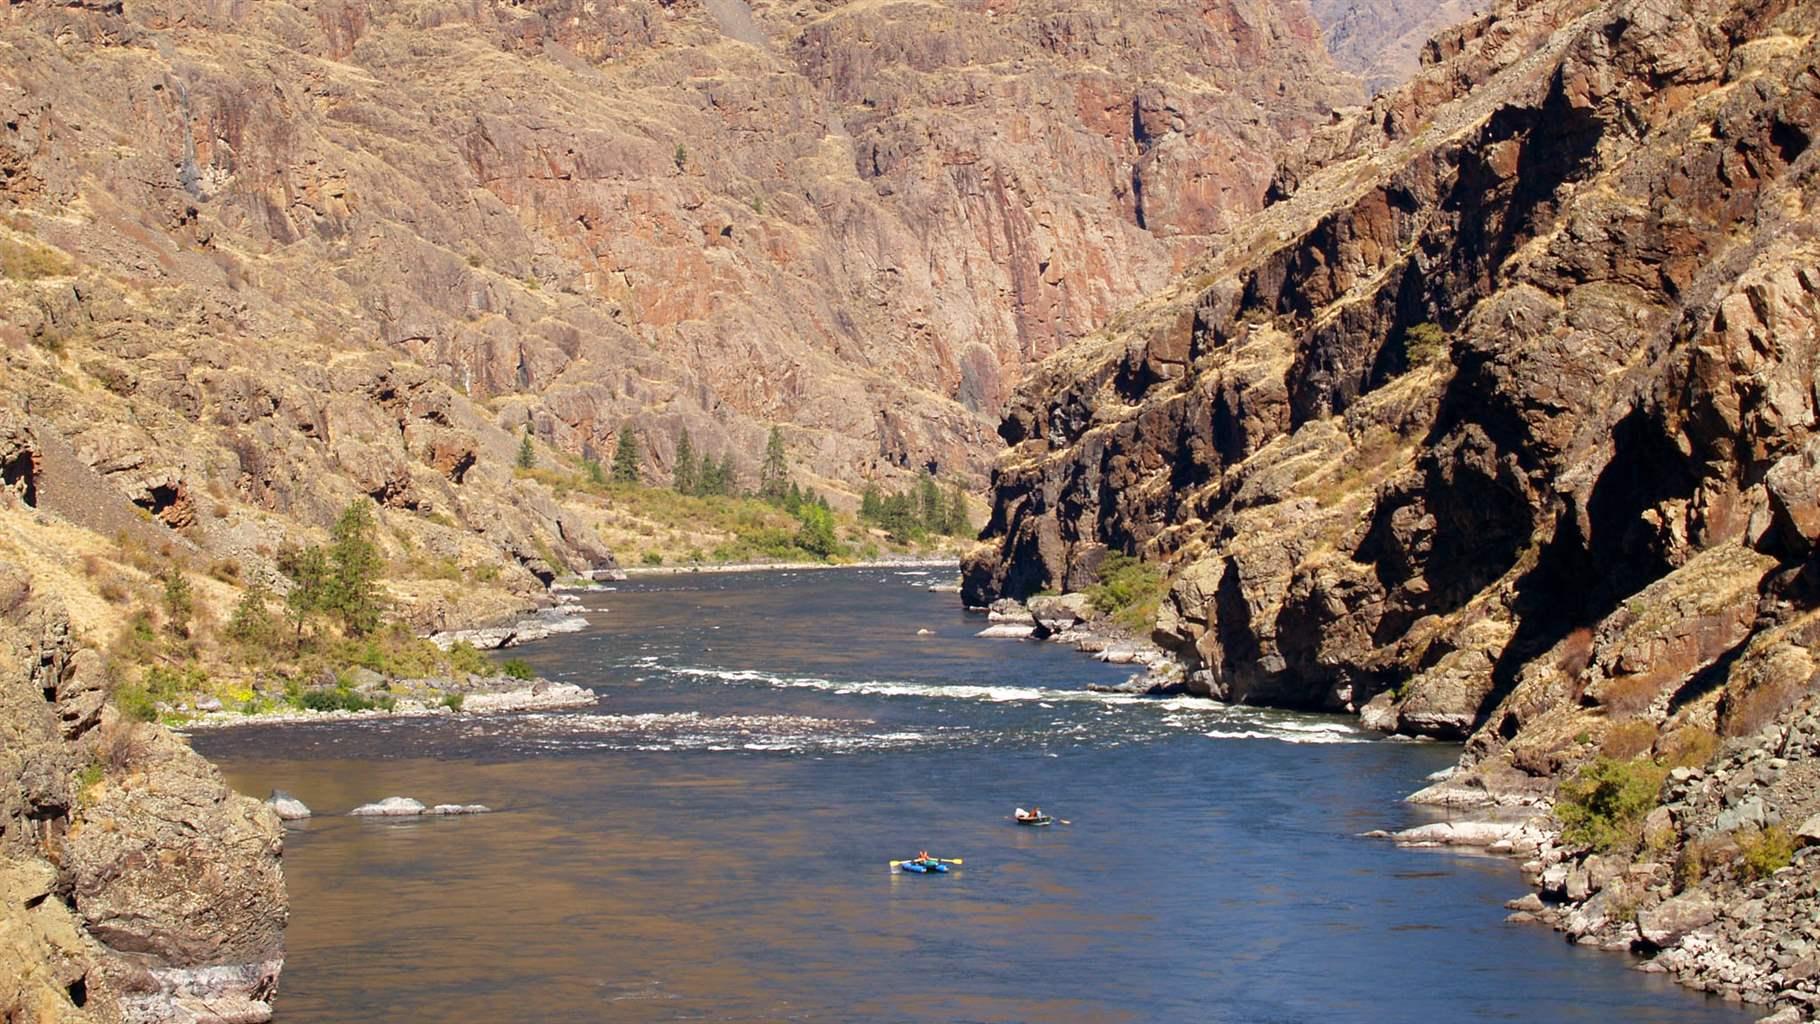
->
0, 564, 286, 1024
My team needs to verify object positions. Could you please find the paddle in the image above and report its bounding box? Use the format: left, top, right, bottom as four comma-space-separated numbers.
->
888, 857, 964, 867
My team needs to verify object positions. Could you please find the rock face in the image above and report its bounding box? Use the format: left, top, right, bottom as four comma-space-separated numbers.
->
0, 0, 1363, 517
1311, 0, 1481, 95
968, 0, 1820, 746
0, 563, 286, 1024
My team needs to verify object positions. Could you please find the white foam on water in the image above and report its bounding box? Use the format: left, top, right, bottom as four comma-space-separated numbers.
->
653, 663, 1375, 747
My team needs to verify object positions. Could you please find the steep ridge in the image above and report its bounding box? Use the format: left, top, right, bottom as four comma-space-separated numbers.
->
967, 0, 1820, 1006
0, 0, 1358, 501
968, 0, 1818, 733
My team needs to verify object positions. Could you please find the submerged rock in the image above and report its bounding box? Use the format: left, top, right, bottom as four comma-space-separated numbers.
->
976, 623, 1036, 639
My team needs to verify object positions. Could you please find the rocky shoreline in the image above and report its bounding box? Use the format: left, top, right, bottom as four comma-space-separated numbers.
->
427, 594, 594, 651
181, 678, 597, 730
1370, 702, 1820, 1023
969, 595, 1185, 692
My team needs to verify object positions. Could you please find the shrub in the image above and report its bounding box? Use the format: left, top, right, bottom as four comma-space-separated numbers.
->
1087, 554, 1168, 633
1600, 720, 1658, 760
112, 682, 159, 723
445, 641, 493, 677
1556, 756, 1668, 853
1721, 673, 1808, 738
500, 658, 535, 681
642, 550, 664, 566
296, 687, 373, 713
1677, 837, 1715, 891
1557, 626, 1595, 678
1599, 671, 1669, 715
1659, 726, 1720, 769
97, 580, 128, 604
442, 692, 465, 712
1738, 826, 1795, 881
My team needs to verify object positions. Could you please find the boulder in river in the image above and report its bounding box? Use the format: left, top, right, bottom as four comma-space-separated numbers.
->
266, 790, 311, 821
976, 623, 1036, 639
350, 797, 428, 817
1028, 593, 1093, 630
428, 804, 491, 815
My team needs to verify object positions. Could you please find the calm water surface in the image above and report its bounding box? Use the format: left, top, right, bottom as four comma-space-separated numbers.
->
194, 568, 1753, 1023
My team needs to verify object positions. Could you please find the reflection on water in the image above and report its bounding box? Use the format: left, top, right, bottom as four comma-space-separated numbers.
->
196, 569, 1752, 1023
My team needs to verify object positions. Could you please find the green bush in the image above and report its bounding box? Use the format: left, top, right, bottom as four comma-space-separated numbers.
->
1556, 756, 1668, 852
500, 658, 535, 681
1739, 826, 1795, 881
113, 682, 159, 723
442, 692, 465, 712
445, 641, 494, 677
1087, 554, 1168, 633
295, 687, 374, 713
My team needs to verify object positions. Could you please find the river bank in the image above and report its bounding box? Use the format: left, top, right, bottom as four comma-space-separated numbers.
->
621, 555, 958, 577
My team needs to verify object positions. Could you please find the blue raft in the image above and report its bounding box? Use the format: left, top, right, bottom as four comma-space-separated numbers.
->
898, 860, 950, 874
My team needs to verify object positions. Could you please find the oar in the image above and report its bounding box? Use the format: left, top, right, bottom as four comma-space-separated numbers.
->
888, 857, 964, 866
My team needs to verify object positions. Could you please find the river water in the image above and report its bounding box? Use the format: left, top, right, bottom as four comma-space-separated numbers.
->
193, 568, 1753, 1023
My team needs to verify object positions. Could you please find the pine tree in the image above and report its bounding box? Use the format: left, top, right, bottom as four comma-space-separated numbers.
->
918, 474, 942, 531
612, 426, 642, 483
943, 482, 972, 536
161, 568, 193, 640
760, 425, 789, 500
697, 452, 723, 496
784, 481, 803, 514
716, 452, 737, 496
860, 483, 882, 522
327, 499, 384, 636
515, 427, 536, 470
673, 430, 697, 494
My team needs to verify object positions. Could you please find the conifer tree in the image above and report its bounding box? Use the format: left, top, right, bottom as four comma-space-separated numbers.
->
612, 426, 642, 483
945, 483, 972, 536
516, 426, 536, 470
673, 430, 697, 495
760, 425, 789, 500
918, 474, 942, 531
860, 483, 882, 522
716, 452, 737, 496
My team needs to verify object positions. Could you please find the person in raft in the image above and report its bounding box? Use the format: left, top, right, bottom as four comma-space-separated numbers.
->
917, 850, 931, 863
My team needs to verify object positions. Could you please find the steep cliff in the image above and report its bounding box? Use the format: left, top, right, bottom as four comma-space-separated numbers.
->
0, 556, 286, 1024
967, 0, 1820, 740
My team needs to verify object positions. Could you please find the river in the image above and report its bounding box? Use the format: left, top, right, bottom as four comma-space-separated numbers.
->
193, 567, 1754, 1023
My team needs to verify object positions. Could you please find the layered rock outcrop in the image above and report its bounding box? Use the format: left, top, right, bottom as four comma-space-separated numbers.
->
969, 0, 1820, 736
0, 561, 287, 1024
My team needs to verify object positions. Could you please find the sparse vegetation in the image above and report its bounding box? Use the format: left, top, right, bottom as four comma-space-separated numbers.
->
501, 658, 535, 681
1738, 825, 1795, 881
0, 237, 74, 280
1721, 671, 1809, 738
1556, 756, 1668, 853
1087, 554, 1169, 633
1600, 720, 1658, 760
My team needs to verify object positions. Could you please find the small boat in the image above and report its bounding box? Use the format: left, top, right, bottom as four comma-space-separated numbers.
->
899, 859, 950, 874
1014, 807, 1053, 827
